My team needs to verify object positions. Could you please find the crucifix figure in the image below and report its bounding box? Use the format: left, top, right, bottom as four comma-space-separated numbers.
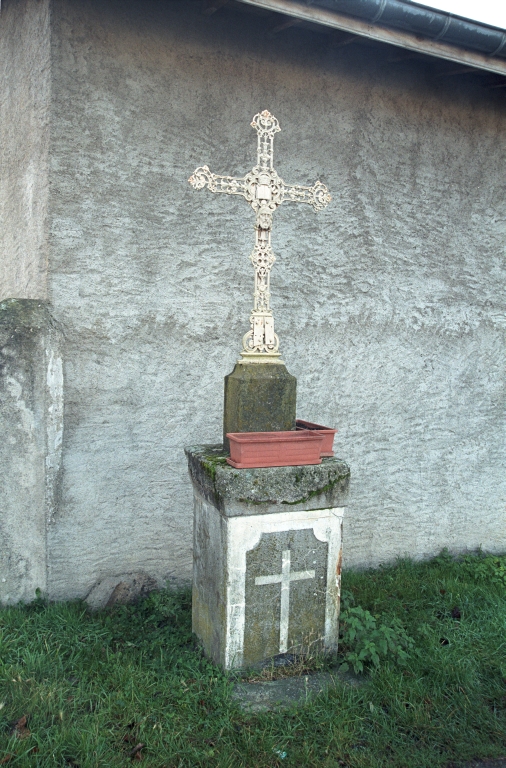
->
255, 549, 316, 654
189, 110, 331, 363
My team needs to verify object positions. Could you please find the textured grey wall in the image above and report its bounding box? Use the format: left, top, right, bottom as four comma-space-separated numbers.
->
3, 0, 506, 600
0, 0, 50, 301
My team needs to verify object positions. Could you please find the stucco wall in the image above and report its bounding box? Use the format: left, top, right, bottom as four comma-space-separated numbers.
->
43, 0, 505, 598
0, 0, 50, 301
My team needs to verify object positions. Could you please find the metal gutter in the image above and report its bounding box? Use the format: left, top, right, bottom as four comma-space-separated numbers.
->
236, 0, 506, 76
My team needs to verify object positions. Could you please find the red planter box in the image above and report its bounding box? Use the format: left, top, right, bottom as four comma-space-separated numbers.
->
296, 420, 337, 457
226, 430, 323, 469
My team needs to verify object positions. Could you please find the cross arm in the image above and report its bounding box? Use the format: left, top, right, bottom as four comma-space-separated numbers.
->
281, 179, 332, 212
189, 165, 249, 199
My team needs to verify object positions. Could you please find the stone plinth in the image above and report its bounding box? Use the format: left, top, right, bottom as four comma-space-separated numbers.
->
185, 445, 350, 670
223, 362, 296, 451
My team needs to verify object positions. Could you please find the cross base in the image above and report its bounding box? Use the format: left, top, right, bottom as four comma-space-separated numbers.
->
238, 352, 284, 364
223, 362, 296, 452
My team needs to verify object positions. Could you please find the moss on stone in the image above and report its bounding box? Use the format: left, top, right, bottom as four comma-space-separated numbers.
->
185, 445, 350, 514
201, 452, 229, 482
0, 298, 51, 331
280, 470, 349, 506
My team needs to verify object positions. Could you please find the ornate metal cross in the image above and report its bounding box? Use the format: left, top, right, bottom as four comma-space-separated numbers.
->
189, 110, 331, 363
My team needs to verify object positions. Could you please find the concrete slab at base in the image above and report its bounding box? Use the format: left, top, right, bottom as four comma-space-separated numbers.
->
185, 445, 350, 670
232, 668, 362, 713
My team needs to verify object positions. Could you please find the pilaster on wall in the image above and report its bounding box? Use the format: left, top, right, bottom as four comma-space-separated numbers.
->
0, 300, 63, 604
0, 0, 50, 301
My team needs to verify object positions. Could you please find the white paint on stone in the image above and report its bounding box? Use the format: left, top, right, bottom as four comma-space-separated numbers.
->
313, 513, 345, 644
45, 349, 63, 523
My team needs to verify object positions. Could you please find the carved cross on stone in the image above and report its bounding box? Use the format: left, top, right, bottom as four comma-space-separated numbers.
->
255, 549, 316, 654
189, 110, 331, 364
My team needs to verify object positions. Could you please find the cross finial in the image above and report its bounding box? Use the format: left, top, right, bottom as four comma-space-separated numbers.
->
189, 111, 331, 363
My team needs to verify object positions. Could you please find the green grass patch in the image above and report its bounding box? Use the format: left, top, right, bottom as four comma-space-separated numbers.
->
0, 552, 505, 767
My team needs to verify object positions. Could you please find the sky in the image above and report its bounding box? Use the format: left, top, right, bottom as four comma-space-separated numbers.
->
415, 0, 506, 29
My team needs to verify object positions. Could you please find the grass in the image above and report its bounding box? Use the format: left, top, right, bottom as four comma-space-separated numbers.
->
0, 551, 505, 767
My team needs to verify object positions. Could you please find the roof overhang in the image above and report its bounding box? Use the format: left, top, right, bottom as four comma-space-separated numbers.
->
237, 0, 506, 76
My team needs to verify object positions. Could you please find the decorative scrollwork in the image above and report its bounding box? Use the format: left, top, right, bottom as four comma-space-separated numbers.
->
189, 166, 248, 197
308, 180, 332, 211
251, 110, 281, 138
188, 165, 213, 190
281, 180, 332, 211
188, 111, 331, 362
256, 210, 273, 230
242, 324, 280, 355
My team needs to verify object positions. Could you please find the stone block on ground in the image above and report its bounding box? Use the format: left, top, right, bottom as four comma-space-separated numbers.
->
232, 668, 362, 713
85, 572, 159, 610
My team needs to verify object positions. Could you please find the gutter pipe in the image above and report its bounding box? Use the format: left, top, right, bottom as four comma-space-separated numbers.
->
237, 0, 506, 76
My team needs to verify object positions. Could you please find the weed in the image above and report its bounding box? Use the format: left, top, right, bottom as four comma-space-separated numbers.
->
461, 552, 506, 587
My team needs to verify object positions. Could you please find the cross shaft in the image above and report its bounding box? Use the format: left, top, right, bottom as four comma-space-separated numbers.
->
189, 110, 331, 363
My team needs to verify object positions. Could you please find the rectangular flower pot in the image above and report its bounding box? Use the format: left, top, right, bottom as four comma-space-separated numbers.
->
226, 430, 323, 469
296, 419, 337, 457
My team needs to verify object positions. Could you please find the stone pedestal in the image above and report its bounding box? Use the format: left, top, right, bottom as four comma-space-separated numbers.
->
223, 362, 296, 451
185, 445, 350, 670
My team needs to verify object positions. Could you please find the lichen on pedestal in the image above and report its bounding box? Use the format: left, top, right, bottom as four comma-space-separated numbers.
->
185, 444, 350, 517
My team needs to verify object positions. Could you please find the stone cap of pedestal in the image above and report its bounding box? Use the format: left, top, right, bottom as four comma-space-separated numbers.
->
185, 444, 350, 517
